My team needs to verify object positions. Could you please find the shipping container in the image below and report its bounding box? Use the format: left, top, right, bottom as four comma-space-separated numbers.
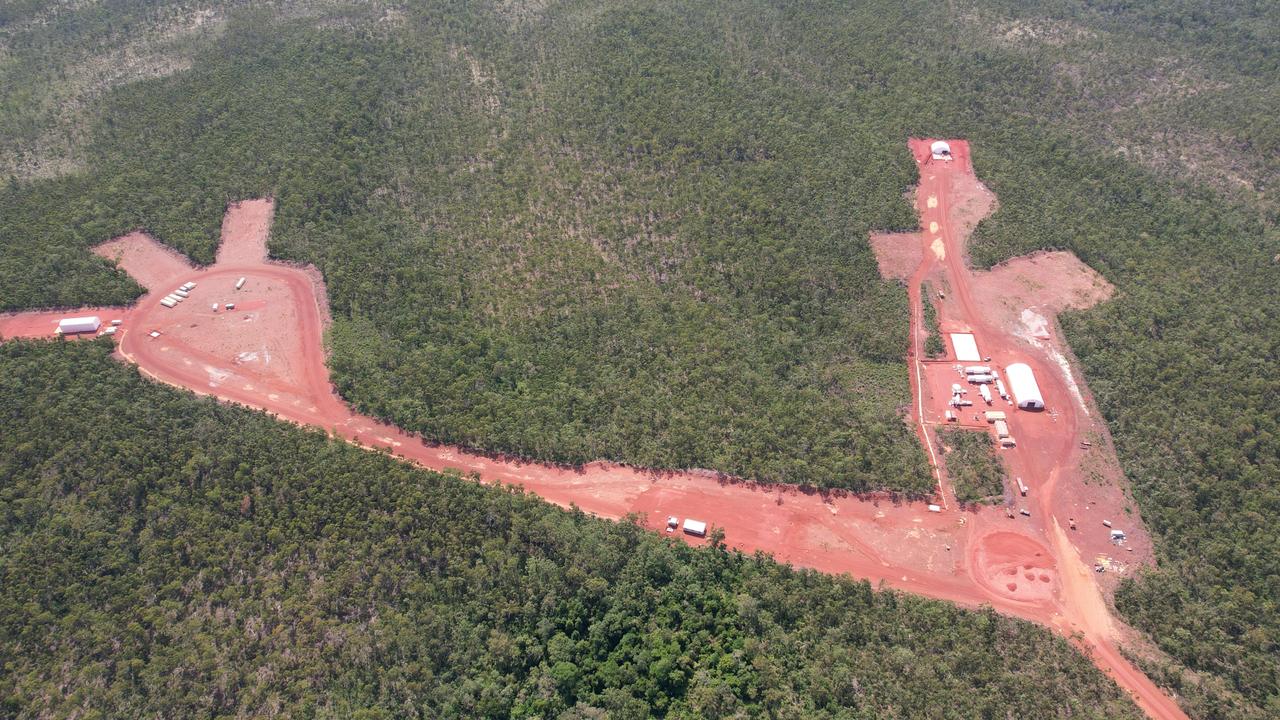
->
236, 277, 246, 290
682, 519, 707, 537
984, 411, 1006, 422
964, 365, 992, 375
1017, 477, 1028, 496
994, 420, 1010, 438
174, 289, 189, 298
927, 504, 942, 513
995, 379, 1009, 400
966, 374, 995, 384
160, 298, 177, 308
979, 384, 993, 404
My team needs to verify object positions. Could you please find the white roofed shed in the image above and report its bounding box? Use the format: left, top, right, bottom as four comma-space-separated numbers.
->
58, 316, 101, 334
1005, 363, 1045, 410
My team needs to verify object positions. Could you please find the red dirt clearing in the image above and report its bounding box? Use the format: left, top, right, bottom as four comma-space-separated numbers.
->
4, 152, 1183, 718
869, 231, 923, 281
93, 232, 195, 290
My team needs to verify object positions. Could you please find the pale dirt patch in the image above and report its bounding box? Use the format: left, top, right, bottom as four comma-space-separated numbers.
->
215, 198, 275, 266
972, 249, 1115, 330
93, 232, 197, 291
868, 232, 922, 281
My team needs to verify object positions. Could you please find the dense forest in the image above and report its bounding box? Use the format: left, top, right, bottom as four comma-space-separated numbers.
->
1, 1, 1277, 715
936, 428, 1006, 506
0, 339, 1143, 718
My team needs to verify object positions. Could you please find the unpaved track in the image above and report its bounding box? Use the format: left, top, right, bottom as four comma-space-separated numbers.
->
2, 155, 1184, 717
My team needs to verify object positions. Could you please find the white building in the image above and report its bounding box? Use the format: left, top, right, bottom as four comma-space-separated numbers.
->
1005, 363, 1045, 410
57, 316, 101, 334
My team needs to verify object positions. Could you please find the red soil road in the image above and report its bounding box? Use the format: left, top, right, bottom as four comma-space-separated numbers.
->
1, 162, 1182, 718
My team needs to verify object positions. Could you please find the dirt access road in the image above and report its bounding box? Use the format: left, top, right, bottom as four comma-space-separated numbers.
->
0, 151, 1184, 718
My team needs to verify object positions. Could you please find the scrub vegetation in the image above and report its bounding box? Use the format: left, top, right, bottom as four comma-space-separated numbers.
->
0, 2, 1277, 715
937, 427, 1007, 505
0, 339, 1143, 719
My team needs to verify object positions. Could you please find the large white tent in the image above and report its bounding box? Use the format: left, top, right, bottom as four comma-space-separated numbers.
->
1005, 363, 1044, 410
57, 316, 101, 334
930, 140, 952, 160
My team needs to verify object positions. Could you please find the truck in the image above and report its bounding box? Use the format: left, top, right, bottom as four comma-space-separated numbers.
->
1016, 477, 1028, 496
964, 365, 992, 375
979, 384, 993, 404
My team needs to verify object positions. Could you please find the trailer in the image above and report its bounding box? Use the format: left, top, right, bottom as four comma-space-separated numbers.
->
994, 420, 1010, 439
966, 374, 995, 384
995, 378, 1009, 400
1016, 477, 1028, 496
964, 365, 992, 375
682, 519, 707, 537
984, 411, 1006, 422
236, 277, 246, 290
58, 316, 102, 334
979, 384, 993, 404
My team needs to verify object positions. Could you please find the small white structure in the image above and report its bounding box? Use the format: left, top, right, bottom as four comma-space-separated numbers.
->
211, 304, 219, 312
994, 419, 1010, 439
666, 516, 679, 533
995, 378, 1009, 400
174, 289, 189, 298
225, 303, 236, 310
949, 333, 981, 362
1017, 477, 1028, 496
160, 298, 177, 308
184, 281, 197, 290
984, 411, 1006, 422
930, 140, 952, 160
236, 277, 246, 290
979, 384, 993, 404
927, 504, 942, 513
58, 316, 101, 334
967, 374, 995, 384
682, 519, 707, 537
1005, 363, 1045, 410
964, 365, 992, 375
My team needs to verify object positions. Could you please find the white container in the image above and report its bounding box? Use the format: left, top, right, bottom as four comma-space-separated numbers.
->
984, 411, 1006, 422
927, 504, 942, 513
58, 316, 101, 334
110, 319, 123, 326
236, 277, 246, 290
994, 420, 1010, 438
964, 366, 992, 375
211, 304, 219, 312
682, 519, 707, 537
224, 303, 236, 310
967, 374, 995, 384
160, 298, 177, 308
979, 384, 993, 404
